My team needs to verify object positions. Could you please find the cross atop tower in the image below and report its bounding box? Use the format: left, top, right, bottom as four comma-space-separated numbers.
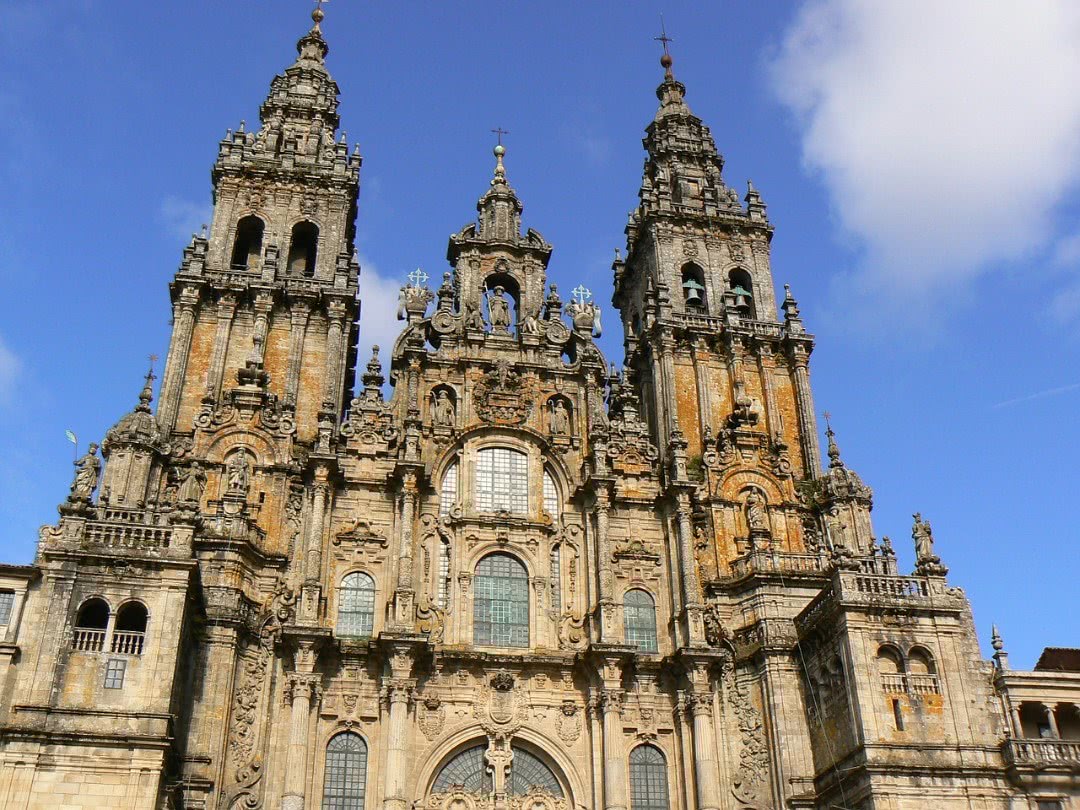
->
407, 268, 429, 289
491, 127, 510, 146
654, 16, 675, 77
571, 285, 592, 306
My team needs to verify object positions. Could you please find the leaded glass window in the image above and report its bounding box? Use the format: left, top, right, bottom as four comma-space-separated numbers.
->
440, 462, 458, 517
549, 544, 562, 616
624, 589, 658, 653
543, 470, 559, 520
0, 591, 13, 625
508, 747, 563, 796
474, 553, 529, 648
437, 538, 451, 610
475, 448, 528, 515
338, 572, 375, 638
431, 745, 562, 797
323, 732, 367, 810
629, 745, 669, 810
432, 745, 492, 794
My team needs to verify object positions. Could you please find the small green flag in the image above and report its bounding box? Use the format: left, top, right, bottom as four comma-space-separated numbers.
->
65, 430, 77, 445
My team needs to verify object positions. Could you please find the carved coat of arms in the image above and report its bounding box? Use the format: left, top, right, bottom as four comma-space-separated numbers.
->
474, 361, 533, 425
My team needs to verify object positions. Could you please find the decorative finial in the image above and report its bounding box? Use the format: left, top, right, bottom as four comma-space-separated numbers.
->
138, 354, 158, 411
571, 285, 593, 306
991, 624, 1010, 671
824, 411, 843, 468
312, 0, 328, 28
490, 128, 509, 185
991, 624, 1003, 652
406, 268, 429, 289
655, 16, 674, 78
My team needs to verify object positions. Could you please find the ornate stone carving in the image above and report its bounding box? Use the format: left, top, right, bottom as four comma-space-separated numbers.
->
726, 662, 769, 807
474, 361, 534, 425
418, 694, 446, 740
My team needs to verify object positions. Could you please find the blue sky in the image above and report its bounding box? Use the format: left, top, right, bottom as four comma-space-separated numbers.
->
1, 1, 1078, 668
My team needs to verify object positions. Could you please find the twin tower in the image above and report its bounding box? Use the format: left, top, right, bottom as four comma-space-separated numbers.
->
0, 10, 1071, 810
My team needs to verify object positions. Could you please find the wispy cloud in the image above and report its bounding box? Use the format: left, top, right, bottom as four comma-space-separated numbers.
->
159, 196, 212, 242
0, 333, 21, 404
770, 1, 1080, 327
992, 382, 1080, 409
356, 256, 405, 367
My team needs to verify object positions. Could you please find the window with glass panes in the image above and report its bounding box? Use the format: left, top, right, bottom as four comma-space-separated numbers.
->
432, 744, 561, 797
322, 732, 367, 810
474, 554, 529, 647
103, 658, 126, 689
440, 462, 458, 517
0, 591, 14, 625
629, 745, 669, 810
549, 544, 561, 615
475, 448, 528, 515
542, 471, 559, 520
337, 572, 375, 638
624, 590, 658, 653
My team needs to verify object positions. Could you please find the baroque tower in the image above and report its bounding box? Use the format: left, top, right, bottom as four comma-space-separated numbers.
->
0, 13, 1077, 810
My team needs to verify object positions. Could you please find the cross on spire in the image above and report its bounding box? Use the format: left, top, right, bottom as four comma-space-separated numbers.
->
571, 285, 593, 306
407, 268, 429, 289
654, 16, 673, 55
491, 127, 510, 146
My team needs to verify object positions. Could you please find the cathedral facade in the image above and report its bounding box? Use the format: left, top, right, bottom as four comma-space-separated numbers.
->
0, 11, 1077, 810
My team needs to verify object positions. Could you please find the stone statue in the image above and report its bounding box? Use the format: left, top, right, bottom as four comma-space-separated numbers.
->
432, 390, 455, 427
550, 399, 571, 436
226, 453, 251, 496
463, 301, 485, 331
745, 489, 768, 534
70, 443, 101, 500
912, 513, 934, 561
519, 311, 542, 336
487, 286, 511, 331
177, 461, 207, 504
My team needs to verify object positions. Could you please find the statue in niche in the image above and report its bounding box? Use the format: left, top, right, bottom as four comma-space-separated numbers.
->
432, 390, 455, 427
177, 461, 207, 505
70, 443, 101, 500
463, 301, 485, 331
520, 310, 542, 336
226, 453, 251, 496
744, 489, 768, 534
486, 285, 512, 332
550, 399, 571, 436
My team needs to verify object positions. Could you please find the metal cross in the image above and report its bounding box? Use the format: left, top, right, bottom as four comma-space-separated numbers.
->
571, 285, 592, 305
314, 0, 329, 12
491, 127, 510, 146
823, 411, 833, 431
407, 268, 429, 289
654, 16, 673, 55
148, 354, 159, 379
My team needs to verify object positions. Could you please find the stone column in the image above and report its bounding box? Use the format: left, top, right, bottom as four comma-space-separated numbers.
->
300, 466, 330, 624
205, 292, 239, 400
251, 291, 274, 365
394, 471, 418, 625
594, 491, 615, 640
675, 499, 705, 643
789, 349, 822, 477
381, 648, 415, 810
1044, 703, 1061, 738
600, 689, 628, 810
281, 674, 318, 810
690, 338, 712, 446
657, 333, 677, 451
687, 691, 721, 810
284, 299, 312, 407
322, 300, 348, 412
158, 286, 200, 430
756, 345, 781, 436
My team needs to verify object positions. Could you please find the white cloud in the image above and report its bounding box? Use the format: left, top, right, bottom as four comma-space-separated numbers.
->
355, 256, 406, 367
159, 196, 212, 242
770, 1, 1080, 319
0, 333, 21, 403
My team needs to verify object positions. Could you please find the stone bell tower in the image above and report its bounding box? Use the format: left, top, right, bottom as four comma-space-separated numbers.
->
157, 7, 362, 445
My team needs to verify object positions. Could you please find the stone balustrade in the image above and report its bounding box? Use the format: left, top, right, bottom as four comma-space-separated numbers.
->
72, 628, 106, 652
111, 630, 145, 656
726, 550, 829, 581
1003, 738, 1080, 766
83, 521, 172, 551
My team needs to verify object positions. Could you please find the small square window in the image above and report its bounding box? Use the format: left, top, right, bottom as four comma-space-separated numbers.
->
0, 591, 14, 626
103, 658, 126, 689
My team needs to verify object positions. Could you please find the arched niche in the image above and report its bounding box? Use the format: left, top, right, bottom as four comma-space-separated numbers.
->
230, 215, 265, 270
483, 270, 521, 335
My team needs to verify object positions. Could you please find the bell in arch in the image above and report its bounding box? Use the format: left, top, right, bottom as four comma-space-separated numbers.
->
682, 276, 706, 307
730, 284, 753, 311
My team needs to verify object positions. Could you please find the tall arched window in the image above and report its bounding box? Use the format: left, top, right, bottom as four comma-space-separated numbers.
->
727, 268, 755, 318
323, 732, 367, 810
629, 745, 670, 810
73, 597, 110, 652
337, 573, 375, 638
543, 470, 559, 520
288, 221, 319, 277
431, 744, 562, 797
680, 263, 707, 311
624, 589, 658, 653
112, 601, 148, 655
230, 215, 264, 270
475, 448, 528, 515
440, 461, 458, 517
474, 553, 529, 648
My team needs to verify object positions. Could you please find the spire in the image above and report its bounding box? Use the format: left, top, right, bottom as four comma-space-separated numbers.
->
296, 3, 330, 65
474, 139, 526, 243
824, 411, 844, 469
136, 355, 157, 413
652, 17, 688, 116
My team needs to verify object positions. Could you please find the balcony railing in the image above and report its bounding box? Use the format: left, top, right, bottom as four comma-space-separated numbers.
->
1003, 738, 1080, 766
851, 574, 929, 599
72, 628, 106, 652
880, 673, 907, 693
879, 672, 940, 696
727, 551, 830, 580
111, 630, 145, 656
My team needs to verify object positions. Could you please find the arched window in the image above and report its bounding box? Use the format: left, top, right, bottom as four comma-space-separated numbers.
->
112, 601, 147, 655
288, 221, 319, 277
73, 597, 109, 652
624, 589, 658, 653
542, 470, 559, 520
337, 573, 376, 638
629, 745, 669, 810
230, 215, 264, 270
907, 647, 940, 695
727, 268, 755, 317
680, 263, 707, 310
474, 553, 529, 648
431, 744, 562, 797
440, 461, 458, 517
322, 732, 367, 810
475, 447, 528, 515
